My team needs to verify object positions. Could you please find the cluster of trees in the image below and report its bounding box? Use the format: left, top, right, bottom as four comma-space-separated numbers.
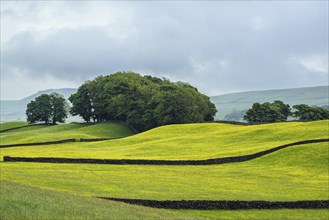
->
25, 72, 328, 128
68, 72, 217, 131
292, 104, 329, 121
243, 101, 329, 123
26, 93, 69, 125
243, 101, 290, 123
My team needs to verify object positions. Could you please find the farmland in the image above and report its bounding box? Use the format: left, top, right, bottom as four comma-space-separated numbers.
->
0, 120, 328, 219
1, 120, 327, 160
0, 121, 135, 145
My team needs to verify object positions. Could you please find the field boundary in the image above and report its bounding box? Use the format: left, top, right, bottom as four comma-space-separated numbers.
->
212, 120, 313, 126
3, 138, 328, 165
0, 124, 45, 133
79, 137, 123, 142
0, 139, 76, 148
98, 197, 329, 210
0, 137, 125, 148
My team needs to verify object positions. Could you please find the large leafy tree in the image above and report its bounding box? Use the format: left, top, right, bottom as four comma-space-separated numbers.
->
69, 72, 217, 131
243, 101, 291, 123
26, 93, 69, 125
69, 83, 94, 122
293, 104, 329, 121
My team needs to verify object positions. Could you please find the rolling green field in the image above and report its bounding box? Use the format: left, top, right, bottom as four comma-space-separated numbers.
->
0, 121, 135, 144
0, 121, 28, 131
1, 120, 328, 219
1, 181, 328, 220
1, 143, 328, 201
1, 120, 327, 160
0, 180, 199, 220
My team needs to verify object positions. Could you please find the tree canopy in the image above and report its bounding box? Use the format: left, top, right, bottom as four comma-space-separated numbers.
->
69, 72, 217, 131
292, 104, 329, 121
243, 100, 291, 123
26, 93, 69, 125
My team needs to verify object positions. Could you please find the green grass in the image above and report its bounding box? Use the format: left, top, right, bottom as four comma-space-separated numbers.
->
1, 120, 327, 160
0, 180, 199, 220
179, 209, 329, 220
1, 181, 327, 220
0, 122, 28, 131
0, 121, 135, 144
3, 124, 50, 133
1, 143, 328, 201
1, 121, 328, 219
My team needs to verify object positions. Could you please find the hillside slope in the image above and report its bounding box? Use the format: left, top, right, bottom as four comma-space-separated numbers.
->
1, 120, 327, 160
2, 180, 327, 220
210, 86, 329, 120
0, 180, 198, 220
0, 122, 134, 145
1, 142, 328, 201
0, 122, 28, 132
1, 121, 328, 219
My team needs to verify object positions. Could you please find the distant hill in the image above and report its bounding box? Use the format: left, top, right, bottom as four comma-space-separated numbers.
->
210, 86, 329, 121
1, 88, 77, 122
20, 88, 77, 102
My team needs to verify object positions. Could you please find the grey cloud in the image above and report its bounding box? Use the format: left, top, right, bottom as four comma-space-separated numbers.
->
1, 1, 328, 98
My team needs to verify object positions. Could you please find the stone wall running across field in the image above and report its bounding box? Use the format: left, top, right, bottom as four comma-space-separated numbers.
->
0, 139, 76, 148
0, 124, 43, 133
99, 198, 329, 210
4, 138, 328, 165
0, 137, 123, 148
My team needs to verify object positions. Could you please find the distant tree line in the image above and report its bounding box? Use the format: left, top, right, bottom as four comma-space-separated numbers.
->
243, 101, 329, 123
24, 72, 328, 127
223, 109, 247, 122
68, 72, 217, 131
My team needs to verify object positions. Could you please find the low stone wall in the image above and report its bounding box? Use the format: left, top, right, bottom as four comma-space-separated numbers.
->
0, 139, 76, 148
80, 137, 121, 142
0, 124, 41, 133
0, 136, 124, 148
99, 198, 329, 210
3, 138, 328, 165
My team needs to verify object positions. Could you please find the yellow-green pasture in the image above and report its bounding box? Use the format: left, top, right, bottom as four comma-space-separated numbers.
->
0, 180, 199, 220
1, 180, 328, 220
0, 122, 28, 131
1, 120, 328, 160
1, 143, 328, 201
0, 121, 135, 144
1, 121, 328, 219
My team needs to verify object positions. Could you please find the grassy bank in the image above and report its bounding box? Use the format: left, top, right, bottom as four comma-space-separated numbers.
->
1, 120, 328, 219
0, 180, 199, 220
1, 120, 328, 160
0, 121, 134, 144
1, 143, 327, 201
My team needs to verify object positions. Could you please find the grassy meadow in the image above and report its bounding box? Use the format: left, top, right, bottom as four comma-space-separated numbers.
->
0, 122, 28, 131
1, 120, 328, 219
0, 121, 135, 144
1, 143, 328, 201
1, 120, 327, 160
1, 181, 328, 220
1, 180, 200, 220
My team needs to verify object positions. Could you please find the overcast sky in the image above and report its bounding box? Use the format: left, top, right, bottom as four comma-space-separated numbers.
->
1, 1, 328, 100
